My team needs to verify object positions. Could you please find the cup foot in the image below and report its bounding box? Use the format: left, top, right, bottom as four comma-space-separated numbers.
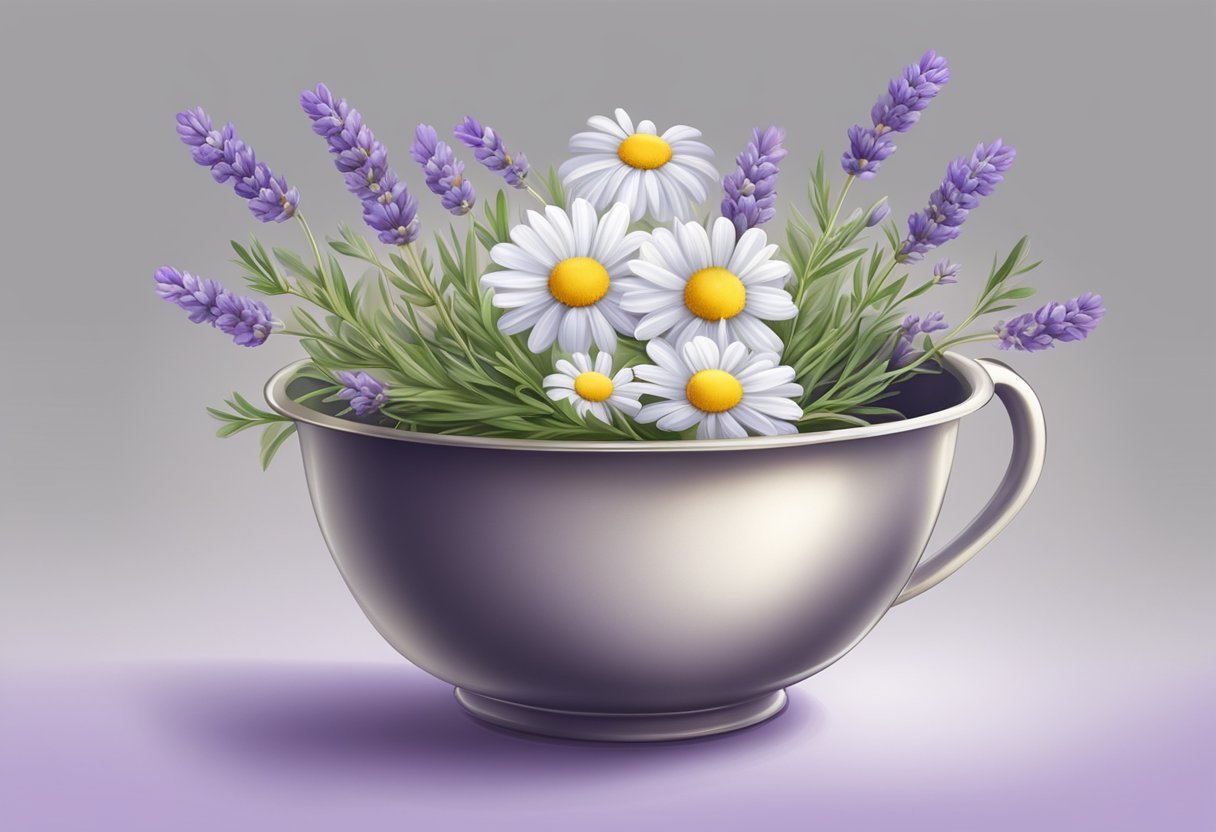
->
453, 688, 787, 742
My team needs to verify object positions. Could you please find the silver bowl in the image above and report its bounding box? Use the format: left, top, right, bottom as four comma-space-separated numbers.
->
265, 353, 1045, 741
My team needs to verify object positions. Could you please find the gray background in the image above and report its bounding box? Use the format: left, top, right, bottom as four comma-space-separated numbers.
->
1, 0, 1211, 755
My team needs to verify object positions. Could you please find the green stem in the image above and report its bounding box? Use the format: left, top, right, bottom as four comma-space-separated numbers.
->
296, 214, 326, 276
401, 243, 478, 362
825, 175, 855, 232
523, 182, 548, 206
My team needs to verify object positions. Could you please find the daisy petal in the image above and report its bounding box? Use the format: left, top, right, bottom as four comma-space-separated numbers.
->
490, 287, 552, 308
648, 227, 692, 276
739, 260, 793, 287
634, 305, 690, 340
730, 313, 784, 352
510, 224, 563, 267
558, 306, 591, 353
656, 404, 704, 433
660, 125, 702, 144
668, 154, 719, 180
559, 155, 622, 184
668, 140, 716, 160
491, 242, 549, 273
528, 302, 565, 352
636, 399, 688, 425
720, 340, 749, 373
726, 229, 766, 275
730, 403, 779, 435
676, 221, 713, 272
499, 300, 552, 335
527, 210, 572, 261
591, 203, 630, 262
588, 114, 629, 139
544, 205, 577, 256
710, 217, 736, 267
715, 411, 748, 439
480, 270, 548, 291
588, 307, 617, 352
738, 367, 797, 392
596, 299, 639, 337
744, 285, 798, 318
627, 260, 687, 291
569, 131, 624, 154
743, 395, 804, 420
644, 336, 682, 369
571, 198, 597, 254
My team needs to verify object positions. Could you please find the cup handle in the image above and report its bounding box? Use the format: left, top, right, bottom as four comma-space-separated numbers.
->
892, 358, 1047, 605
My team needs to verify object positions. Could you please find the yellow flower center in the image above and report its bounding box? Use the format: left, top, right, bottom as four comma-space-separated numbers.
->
685, 369, 743, 414
573, 371, 614, 402
683, 267, 747, 321
548, 257, 610, 307
617, 134, 673, 170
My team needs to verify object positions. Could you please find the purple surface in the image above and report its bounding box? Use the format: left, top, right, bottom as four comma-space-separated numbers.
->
2, 662, 1211, 830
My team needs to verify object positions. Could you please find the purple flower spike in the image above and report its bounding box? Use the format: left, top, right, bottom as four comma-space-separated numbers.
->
155, 266, 275, 347
214, 293, 275, 347
411, 124, 477, 216
897, 140, 1016, 263
175, 107, 299, 223
932, 258, 961, 285
362, 182, 420, 246
891, 312, 949, 367
299, 84, 351, 139
872, 50, 951, 135
335, 371, 388, 417
842, 124, 896, 180
842, 50, 950, 179
248, 173, 301, 223
721, 126, 787, 236
300, 84, 418, 244
996, 293, 1105, 352
454, 116, 530, 189
154, 266, 225, 324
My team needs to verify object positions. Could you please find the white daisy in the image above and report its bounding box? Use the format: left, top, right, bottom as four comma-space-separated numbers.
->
618, 216, 797, 352
543, 351, 642, 424
483, 199, 645, 354
632, 333, 804, 440
558, 108, 718, 222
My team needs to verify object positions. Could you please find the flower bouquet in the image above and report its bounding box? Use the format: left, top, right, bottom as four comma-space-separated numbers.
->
158, 50, 1103, 466
154, 52, 1106, 740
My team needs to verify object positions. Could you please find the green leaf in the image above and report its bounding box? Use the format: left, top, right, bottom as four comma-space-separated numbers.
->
259, 422, 298, 470
998, 286, 1036, 300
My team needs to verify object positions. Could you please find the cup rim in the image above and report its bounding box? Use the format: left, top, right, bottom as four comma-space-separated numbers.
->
264, 351, 994, 454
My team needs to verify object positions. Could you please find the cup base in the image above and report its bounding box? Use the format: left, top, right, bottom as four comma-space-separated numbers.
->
453, 688, 788, 742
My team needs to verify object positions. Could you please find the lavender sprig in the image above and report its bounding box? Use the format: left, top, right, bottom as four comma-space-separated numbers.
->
175, 107, 299, 223
155, 266, 275, 347
454, 117, 530, 189
300, 84, 418, 245
841, 50, 950, 180
897, 140, 1016, 263
865, 198, 891, 227
891, 312, 949, 367
721, 126, 787, 237
996, 293, 1105, 352
335, 371, 388, 417
410, 124, 476, 216
932, 259, 961, 285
